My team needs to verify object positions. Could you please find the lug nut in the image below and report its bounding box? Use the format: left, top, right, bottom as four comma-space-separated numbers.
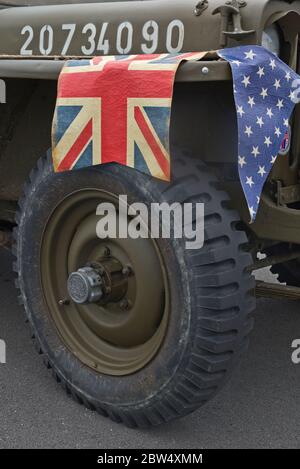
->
119, 299, 131, 310
104, 247, 111, 257
58, 298, 70, 306
122, 265, 133, 277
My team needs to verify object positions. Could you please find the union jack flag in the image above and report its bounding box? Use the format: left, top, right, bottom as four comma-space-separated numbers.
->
52, 53, 206, 181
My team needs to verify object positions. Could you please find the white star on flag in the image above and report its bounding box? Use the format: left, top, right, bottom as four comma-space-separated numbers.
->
238, 156, 247, 168
260, 88, 268, 99
285, 71, 291, 82
242, 75, 251, 88
256, 116, 264, 127
266, 108, 274, 118
248, 96, 255, 108
244, 125, 253, 137
251, 146, 260, 157
246, 176, 254, 187
258, 166, 266, 177
274, 79, 281, 90
245, 50, 256, 60
276, 99, 284, 110
274, 127, 281, 137
269, 59, 276, 70
289, 90, 296, 101
257, 67, 265, 78
237, 105, 245, 117
264, 136, 272, 147
271, 155, 277, 164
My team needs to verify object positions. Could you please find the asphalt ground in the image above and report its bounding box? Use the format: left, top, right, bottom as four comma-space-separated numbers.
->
0, 247, 300, 448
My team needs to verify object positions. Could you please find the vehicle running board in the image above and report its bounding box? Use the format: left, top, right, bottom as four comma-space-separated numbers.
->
256, 281, 300, 301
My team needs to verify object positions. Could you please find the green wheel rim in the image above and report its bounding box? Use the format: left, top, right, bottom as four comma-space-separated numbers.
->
40, 189, 169, 376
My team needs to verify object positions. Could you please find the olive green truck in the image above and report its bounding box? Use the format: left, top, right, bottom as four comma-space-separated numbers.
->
0, 0, 300, 428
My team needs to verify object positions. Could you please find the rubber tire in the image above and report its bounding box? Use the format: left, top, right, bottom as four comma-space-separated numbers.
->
13, 150, 255, 428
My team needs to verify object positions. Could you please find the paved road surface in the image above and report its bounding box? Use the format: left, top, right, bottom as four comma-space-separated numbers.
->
0, 247, 300, 449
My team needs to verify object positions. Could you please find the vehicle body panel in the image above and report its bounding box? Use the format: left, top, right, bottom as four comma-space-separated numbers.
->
0, 1, 300, 244
0, 1, 297, 58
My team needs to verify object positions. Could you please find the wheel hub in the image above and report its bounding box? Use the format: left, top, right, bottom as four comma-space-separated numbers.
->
67, 257, 129, 305
67, 266, 104, 304
41, 189, 169, 375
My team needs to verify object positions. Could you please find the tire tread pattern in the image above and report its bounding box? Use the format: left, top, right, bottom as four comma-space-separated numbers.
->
13, 151, 255, 428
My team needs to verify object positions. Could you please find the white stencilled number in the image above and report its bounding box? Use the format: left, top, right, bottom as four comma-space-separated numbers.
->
20, 19, 185, 57
20, 25, 34, 56
166, 19, 184, 53
116, 22, 133, 54
97, 22, 109, 55
61, 24, 76, 55
141, 20, 158, 54
82, 23, 97, 55
39, 25, 54, 55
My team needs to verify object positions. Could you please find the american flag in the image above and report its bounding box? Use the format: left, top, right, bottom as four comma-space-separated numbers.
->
218, 45, 300, 221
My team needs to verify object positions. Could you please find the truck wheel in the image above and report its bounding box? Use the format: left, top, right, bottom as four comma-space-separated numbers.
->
13, 151, 255, 428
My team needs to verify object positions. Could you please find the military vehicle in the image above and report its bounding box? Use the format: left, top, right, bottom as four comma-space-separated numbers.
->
0, 0, 300, 428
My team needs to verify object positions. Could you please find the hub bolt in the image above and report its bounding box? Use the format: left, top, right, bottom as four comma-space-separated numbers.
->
104, 246, 111, 257
119, 299, 131, 310
58, 299, 70, 306
122, 265, 133, 277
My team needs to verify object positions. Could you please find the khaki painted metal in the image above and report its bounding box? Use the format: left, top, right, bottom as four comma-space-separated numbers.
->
0, 0, 297, 57
0, 0, 298, 83
1, 1, 300, 244
0, 57, 232, 81
0, 1, 253, 56
256, 281, 300, 300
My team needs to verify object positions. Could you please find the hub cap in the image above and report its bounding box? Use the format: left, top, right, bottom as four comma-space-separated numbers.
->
40, 189, 169, 376
68, 266, 104, 304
